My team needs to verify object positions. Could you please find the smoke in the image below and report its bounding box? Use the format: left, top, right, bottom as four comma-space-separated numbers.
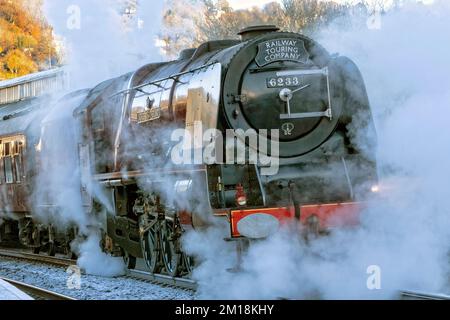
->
33, 91, 90, 232
33, 0, 164, 276
22, 0, 450, 294
76, 233, 126, 277
185, 0, 450, 299
43, 0, 164, 88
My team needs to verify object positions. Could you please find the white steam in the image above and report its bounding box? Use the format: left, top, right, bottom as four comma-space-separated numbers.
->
33, 92, 90, 232
185, 0, 450, 299
44, 0, 164, 88
76, 233, 126, 277
36, 0, 163, 276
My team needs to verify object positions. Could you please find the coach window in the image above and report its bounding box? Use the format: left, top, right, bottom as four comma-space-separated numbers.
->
0, 143, 3, 184
3, 142, 14, 184
13, 141, 24, 183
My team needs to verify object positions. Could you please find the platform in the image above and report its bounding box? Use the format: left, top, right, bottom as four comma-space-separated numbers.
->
0, 279, 33, 300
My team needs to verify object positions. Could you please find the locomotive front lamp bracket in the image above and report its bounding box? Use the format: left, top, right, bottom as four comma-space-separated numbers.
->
278, 67, 333, 121
280, 108, 333, 120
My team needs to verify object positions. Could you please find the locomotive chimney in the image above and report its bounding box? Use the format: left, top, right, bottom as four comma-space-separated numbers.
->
179, 48, 197, 60
238, 25, 280, 41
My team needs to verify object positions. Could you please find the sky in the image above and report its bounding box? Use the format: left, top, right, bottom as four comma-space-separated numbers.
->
227, 0, 281, 10
227, 0, 434, 10
227, 0, 366, 10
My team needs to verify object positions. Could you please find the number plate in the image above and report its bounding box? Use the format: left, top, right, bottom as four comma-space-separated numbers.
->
266, 76, 302, 88
137, 108, 161, 123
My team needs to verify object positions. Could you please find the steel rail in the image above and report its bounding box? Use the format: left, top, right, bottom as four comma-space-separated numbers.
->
0, 248, 197, 292
127, 269, 197, 291
0, 249, 75, 267
400, 290, 450, 300
1, 277, 76, 300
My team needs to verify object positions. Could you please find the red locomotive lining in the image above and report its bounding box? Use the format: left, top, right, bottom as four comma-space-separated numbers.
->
230, 202, 362, 237
178, 210, 192, 226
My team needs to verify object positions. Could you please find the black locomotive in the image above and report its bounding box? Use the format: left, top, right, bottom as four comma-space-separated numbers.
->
0, 26, 377, 277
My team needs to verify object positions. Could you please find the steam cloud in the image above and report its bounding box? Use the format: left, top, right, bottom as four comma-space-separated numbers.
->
44, 0, 164, 88
76, 232, 125, 277
8, 0, 448, 295
185, 0, 450, 299
36, 0, 163, 276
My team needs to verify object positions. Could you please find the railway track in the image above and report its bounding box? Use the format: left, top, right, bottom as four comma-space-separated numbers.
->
0, 249, 75, 267
0, 248, 197, 292
400, 290, 450, 300
127, 269, 197, 291
1, 277, 76, 300
8, 248, 447, 299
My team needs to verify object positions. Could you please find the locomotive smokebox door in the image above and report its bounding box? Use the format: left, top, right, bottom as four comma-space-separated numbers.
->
223, 33, 345, 159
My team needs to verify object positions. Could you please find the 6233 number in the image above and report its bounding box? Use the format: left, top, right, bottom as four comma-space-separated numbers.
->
266, 76, 302, 88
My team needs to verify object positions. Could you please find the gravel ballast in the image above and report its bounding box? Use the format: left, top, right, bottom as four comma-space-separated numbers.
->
0, 258, 196, 300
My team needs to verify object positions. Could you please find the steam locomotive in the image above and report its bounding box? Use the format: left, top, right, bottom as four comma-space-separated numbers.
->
0, 26, 377, 277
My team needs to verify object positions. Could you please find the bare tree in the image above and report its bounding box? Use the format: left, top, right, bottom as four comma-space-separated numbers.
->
157, 0, 371, 59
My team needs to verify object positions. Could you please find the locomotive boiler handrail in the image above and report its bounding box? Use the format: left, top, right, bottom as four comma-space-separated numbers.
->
276, 68, 329, 77
94, 167, 208, 183
135, 87, 167, 96
341, 156, 354, 200
254, 164, 267, 206
109, 62, 218, 98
